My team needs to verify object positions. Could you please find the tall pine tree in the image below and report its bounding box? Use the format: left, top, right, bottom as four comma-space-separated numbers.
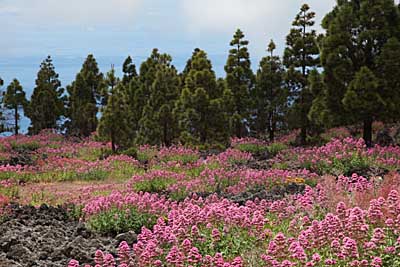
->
176, 49, 231, 145
130, 49, 171, 143
225, 29, 254, 137
122, 76, 141, 143
3, 79, 28, 135
98, 82, 129, 151
313, 0, 400, 146
26, 56, 64, 134
283, 4, 320, 145
136, 57, 180, 146
254, 40, 288, 141
66, 54, 105, 137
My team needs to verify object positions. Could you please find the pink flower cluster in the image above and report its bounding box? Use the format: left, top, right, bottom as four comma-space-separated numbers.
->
0, 164, 37, 173
82, 191, 172, 218
262, 190, 400, 266
272, 137, 400, 172
337, 173, 373, 193
0, 179, 15, 188
207, 148, 253, 166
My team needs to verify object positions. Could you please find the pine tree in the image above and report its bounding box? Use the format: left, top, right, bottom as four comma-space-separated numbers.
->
224, 29, 254, 137
119, 56, 139, 143
342, 67, 384, 147
122, 56, 137, 86
97, 82, 129, 151
136, 60, 180, 146
377, 37, 400, 120
130, 49, 172, 143
66, 54, 105, 137
254, 40, 288, 141
104, 65, 118, 105
26, 56, 64, 134
307, 69, 329, 127
176, 49, 230, 145
3, 79, 28, 135
122, 76, 141, 142
180, 48, 201, 84
283, 4, 320, 145
314, 0, 400, 146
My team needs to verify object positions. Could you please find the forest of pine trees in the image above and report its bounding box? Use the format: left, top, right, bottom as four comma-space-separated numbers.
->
1, 1, 400, 149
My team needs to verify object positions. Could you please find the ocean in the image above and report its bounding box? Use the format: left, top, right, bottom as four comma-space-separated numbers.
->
0, 54, 228, 134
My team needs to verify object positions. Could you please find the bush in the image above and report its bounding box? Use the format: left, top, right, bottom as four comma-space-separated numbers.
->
120, 147, 137, 158
87, 207, 158, 234
235, 143, 269, 154
133, 177, 175, 193
267, 143, 288, 157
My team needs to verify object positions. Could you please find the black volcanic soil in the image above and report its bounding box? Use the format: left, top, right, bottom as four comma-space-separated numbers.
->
0, 204, 122, 267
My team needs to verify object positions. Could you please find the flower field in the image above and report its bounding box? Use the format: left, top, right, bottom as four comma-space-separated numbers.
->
2, 130, 400, 266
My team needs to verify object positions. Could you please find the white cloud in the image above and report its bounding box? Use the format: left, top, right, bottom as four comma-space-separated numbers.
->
180, 0, 336, 57
181, 0, 334, 33
0, 5, 19, 16
0, 0, 143, 27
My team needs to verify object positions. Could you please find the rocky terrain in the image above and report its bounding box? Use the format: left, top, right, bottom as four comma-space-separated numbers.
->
0, 204, 130, 267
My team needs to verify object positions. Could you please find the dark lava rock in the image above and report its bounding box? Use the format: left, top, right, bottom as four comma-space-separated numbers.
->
224, 183, 306, 205
253, 151, 270, 161
115, 231, 137, 245
246, 160, 270, 170
0, 204, 117, 267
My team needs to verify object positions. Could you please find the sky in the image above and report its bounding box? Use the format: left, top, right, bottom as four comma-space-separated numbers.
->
1, 0, 336, 61
0, 0, 337, 132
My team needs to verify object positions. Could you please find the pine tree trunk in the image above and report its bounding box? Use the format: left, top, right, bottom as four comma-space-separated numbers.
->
163, 121, 169, 147
270, 119, 276, 143
269, 129, 274, 142
15, 107, 18, 136
236, 121, 242, 138
268, 112, 275, 142
300, 126, 307, 146
363, 117, 373, 148
111, 131, 116, 152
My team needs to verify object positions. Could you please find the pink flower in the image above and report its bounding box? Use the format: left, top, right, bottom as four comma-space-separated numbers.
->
68, 259, 80, 267
212, 228, 221, 242
166, 246, 184, 267
312, 253, 321, 262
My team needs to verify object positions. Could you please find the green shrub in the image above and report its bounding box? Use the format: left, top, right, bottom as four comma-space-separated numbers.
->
87, 207, 158, 234
133, 178, 175, 193
267, 143, 288, 157
120, 147, 137, 158
234, 143, 269, 154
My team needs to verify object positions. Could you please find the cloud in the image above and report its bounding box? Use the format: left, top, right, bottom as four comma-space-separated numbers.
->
180, 0, 336, 56
0, 5, 19, 16
0, 0, 143, 28
181, 0, 334, 33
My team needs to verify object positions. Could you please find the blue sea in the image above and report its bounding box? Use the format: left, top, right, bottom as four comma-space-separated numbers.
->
0, 54, 228, 134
